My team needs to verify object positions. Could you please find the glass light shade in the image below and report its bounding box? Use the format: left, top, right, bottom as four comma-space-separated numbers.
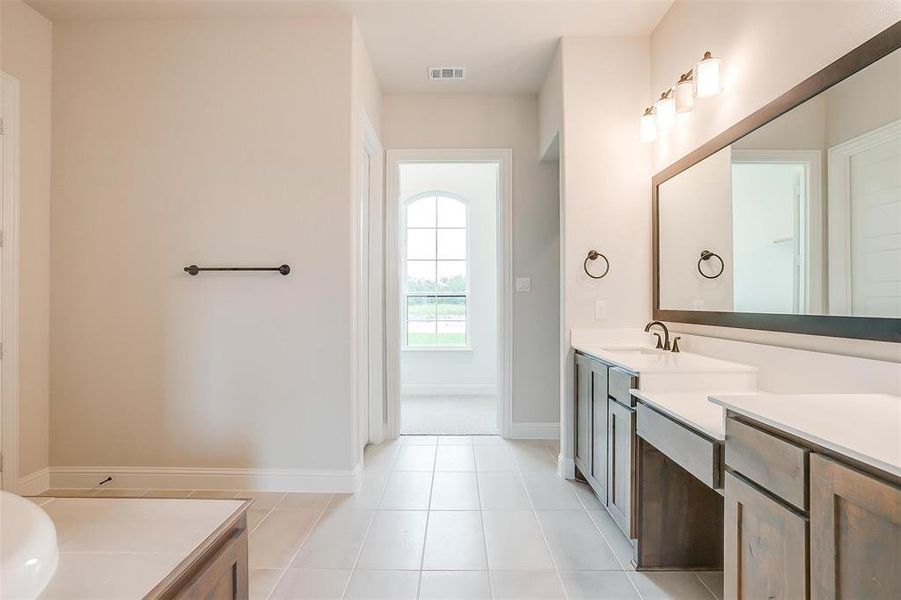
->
674, 79, 695, 113
640, 109, 657, 142
654, 92, 676, 131
695, 52, 722, 98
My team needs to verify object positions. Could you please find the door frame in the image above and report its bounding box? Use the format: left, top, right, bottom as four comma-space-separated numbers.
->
385, 148, 513, 439
827, 119, 901, 315
731, 148, 823, 313
355, 111, 385, 453
0, 72, 21, 492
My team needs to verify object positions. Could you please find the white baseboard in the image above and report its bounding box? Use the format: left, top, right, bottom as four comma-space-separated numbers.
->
47, 464, 363, 493
401, 384, 497, 396
18, 467, 50, 496
508, 422, 560, 440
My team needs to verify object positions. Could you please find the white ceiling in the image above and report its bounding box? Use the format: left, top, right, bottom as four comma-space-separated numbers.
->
25, 0, 673, 94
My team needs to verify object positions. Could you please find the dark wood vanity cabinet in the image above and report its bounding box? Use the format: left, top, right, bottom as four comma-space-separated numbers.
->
590, 361, 609, 502
724, 471, 808, 600
574, 352, 637, 538
607, 397, 635, 536
810, 454, 901, 599
575, 353, 592, 477
724, 414, 901, 600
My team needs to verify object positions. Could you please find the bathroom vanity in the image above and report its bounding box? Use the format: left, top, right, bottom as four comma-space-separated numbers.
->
35, 497, 251, 599
711, 394, 901, 600
571, 340, 756, 562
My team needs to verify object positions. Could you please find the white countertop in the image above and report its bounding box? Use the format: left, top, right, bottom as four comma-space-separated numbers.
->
38, 497, 246, 599
710, 393, 901, 479
631, 390, 736, 441
573, 343, 757, 375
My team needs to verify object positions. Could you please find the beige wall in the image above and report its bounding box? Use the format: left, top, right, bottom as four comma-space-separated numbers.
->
50, 17, 361, 471
650, 0, 901, 362
542, 36, 652, 471
382, 94, 561, 426
0, 0, 52, 480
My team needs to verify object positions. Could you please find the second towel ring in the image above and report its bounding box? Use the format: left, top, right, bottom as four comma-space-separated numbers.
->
584, 250, 610, 279
698, 250, 724, 279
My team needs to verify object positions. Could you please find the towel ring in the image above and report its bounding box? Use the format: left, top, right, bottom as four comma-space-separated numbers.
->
697, 250, 724, 279
584, 250, 610, 279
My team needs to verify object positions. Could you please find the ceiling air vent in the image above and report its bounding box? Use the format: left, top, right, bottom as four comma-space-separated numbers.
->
428, 66, 466, 81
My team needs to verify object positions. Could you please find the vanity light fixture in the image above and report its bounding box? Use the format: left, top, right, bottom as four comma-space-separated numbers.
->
640, 50, 723, 142
694, 51, 722, 98
640, 107, 657, 142
654, 89, 676, 131
674, 71, 695, 113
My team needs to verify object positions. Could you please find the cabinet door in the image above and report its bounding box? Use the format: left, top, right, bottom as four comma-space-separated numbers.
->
574, 354, 592, 475
607, 399, 635, 537
810, 454, 901, 600
724, 472, 807, 600
175, 526, 249, 600
590, 362, 608, 504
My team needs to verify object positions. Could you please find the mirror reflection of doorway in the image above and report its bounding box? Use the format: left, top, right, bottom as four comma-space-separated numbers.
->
396, 160, 500, 435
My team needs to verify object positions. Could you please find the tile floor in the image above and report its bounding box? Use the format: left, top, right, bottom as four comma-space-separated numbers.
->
401, 396, 498, 434
35, 435, 724, 599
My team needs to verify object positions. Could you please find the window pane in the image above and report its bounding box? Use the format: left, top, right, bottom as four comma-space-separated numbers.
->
407, 229, 436, 260
437, 196, 466, 227
437, 261, 466, 292
406, 261, 436, 292
407, 320, 436, 346
437, 296, 466, 320
437, 229, 466, 259
437, 320, 466, 345
407, 196, 436, 228
407, 296, 436, 321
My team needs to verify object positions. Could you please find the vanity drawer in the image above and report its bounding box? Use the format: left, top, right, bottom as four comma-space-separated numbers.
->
609, 368, 638, 407
725, 417, 809, 511
637, 402, 719, 489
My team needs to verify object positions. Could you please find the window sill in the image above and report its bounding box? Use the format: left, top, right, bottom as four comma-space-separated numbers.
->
402, 346, 473, 353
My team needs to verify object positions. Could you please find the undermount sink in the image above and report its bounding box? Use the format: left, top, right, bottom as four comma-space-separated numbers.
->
602, 347, 666, 356
0, 491, 59, 599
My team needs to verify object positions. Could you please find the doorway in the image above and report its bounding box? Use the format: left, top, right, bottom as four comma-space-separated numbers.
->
385, 150, 512, 437
731, 149, 823, 314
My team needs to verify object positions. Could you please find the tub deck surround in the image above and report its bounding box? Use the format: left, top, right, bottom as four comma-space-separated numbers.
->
710, 393, 901, 479
36, 497, 250, 599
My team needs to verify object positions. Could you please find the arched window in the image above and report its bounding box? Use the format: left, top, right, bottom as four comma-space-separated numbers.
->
403, 193, 469, 347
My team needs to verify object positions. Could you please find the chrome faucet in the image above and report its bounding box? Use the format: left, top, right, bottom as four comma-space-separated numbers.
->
644, 321, 670, 351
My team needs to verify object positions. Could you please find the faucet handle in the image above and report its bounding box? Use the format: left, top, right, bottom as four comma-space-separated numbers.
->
671, 336, 681, 353
652, 332, 663, 349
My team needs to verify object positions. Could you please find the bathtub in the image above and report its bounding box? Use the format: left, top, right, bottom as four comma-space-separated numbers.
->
0, 491, 59, 599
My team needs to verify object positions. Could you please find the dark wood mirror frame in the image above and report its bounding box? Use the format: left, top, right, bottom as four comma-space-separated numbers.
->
652, 21, 901, 343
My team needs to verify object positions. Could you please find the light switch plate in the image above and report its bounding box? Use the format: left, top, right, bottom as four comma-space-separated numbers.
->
515, 277, 531, 292
595, 300, 607, 320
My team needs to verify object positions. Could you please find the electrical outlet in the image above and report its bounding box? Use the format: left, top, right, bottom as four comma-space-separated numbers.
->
693, 300, 706, 309
595, 300, 607, 320
515, 277, 531, 292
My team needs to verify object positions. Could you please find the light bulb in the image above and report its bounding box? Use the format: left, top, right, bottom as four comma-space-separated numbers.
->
674, 72, 695, 113
654, 89, 675, 131
695, 51, 722, 98
640, 107, 657, 142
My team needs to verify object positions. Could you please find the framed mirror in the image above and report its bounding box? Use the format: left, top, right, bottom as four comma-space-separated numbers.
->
653, 22, 901, 343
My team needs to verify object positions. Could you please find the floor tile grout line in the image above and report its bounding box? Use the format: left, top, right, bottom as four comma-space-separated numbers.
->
262, 499, 330, 600
471, 453, 496, 599
694, 571, 720, 600
409, 442, 438, 599
520, 463, 572, 600
337, 503, 380, 599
